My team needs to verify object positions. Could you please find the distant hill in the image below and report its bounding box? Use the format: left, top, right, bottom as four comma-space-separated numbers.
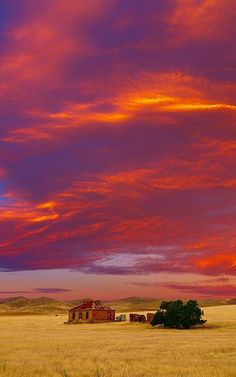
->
105, 297, 163, 312
0, 296, 72, 315
105, 297, 236, 312
0, 296, 235, 315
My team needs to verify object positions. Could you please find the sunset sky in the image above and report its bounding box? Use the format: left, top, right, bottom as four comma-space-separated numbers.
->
0, 0, 236, 300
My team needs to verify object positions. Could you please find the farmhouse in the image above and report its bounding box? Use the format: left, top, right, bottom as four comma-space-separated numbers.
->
68, 300, 115, 323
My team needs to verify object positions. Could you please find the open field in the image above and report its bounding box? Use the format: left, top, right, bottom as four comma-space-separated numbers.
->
0, 305, 235, 377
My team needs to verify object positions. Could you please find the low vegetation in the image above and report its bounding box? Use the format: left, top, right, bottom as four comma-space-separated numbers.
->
0, 305, 235, 377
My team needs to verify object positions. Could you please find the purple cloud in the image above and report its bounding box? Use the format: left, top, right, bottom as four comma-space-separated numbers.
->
34, 288, 73, 293
0, 1, 235, 294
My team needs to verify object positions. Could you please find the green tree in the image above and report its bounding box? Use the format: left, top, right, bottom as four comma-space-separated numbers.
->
151, 300, 206, 329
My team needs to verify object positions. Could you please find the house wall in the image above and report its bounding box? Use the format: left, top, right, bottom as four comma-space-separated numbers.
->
69, 310, 93, 322
68, 309, 115, 322
92, 309, 115, 322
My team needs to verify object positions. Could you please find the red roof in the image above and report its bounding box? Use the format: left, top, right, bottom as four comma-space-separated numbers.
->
70, 300, 114, 311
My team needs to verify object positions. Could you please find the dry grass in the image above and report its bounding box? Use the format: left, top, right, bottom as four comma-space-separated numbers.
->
0, 305, 235, 377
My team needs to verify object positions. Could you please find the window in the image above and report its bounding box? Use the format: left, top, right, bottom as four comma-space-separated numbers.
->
86, 312, 89, 320
72, 312, 76, 320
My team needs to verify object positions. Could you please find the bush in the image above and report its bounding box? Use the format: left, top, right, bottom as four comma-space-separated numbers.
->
151, 300, 206, 329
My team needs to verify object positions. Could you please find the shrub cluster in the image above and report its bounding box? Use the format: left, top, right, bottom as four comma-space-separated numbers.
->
151, 300, 206, 329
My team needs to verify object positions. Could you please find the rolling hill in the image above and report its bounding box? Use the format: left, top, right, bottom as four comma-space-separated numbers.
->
105, 297, 236, 312
0, 295, 235, 315
0, 296, 73, 315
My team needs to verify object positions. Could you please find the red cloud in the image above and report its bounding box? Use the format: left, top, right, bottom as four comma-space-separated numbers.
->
166, 0, 236, 44
127, 277, 235, 298
165, 282, 236, 298
0, 1, 236, 284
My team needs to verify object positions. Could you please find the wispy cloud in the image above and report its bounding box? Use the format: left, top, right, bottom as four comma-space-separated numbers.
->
34, 288, 73, 293
0, 291, 31, 294
127, 278, 236, 298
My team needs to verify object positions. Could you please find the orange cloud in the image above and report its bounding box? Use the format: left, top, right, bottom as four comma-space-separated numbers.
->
1, 69, 235, 145
196, 254, 236, 271
0, 194, 59, 224
30, 214, 59, 223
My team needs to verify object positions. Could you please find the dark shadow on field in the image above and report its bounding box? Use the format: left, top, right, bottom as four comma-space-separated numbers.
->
149, 324, 221, 330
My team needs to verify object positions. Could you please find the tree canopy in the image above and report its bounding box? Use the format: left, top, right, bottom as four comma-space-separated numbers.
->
151, 300, 206, 329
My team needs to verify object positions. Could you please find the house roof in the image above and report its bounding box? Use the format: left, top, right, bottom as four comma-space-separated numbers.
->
69, 300, 114, 311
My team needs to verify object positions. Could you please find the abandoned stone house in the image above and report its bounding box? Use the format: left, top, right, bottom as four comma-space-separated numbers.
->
68, 300, 116, 323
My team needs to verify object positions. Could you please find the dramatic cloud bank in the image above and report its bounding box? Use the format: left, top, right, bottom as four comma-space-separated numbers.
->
0, 1, 235, 298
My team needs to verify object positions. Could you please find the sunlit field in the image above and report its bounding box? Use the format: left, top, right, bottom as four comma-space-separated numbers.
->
0, 305, 235, 377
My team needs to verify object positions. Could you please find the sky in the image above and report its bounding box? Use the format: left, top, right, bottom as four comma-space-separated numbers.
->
0, 0, 236, 301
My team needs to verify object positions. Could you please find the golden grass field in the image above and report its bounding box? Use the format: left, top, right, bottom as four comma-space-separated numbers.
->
0, 305, 235, 377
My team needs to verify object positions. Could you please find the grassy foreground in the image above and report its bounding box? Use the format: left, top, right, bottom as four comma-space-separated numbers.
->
0, 305, 235, 377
